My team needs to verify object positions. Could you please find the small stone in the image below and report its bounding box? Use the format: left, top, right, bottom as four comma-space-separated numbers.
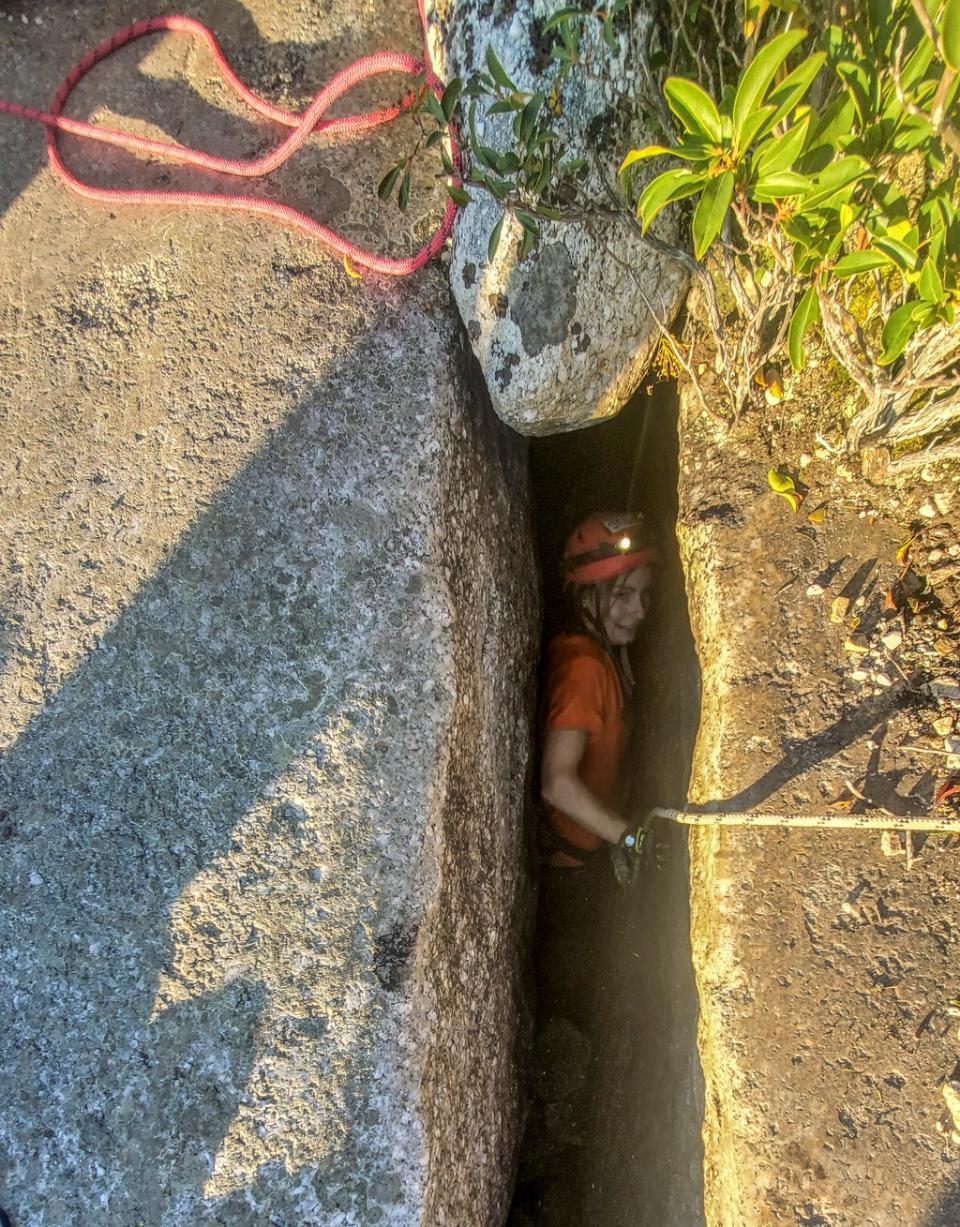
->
799, 452, 812, 468
919, 497, 939, 519
938, 618, 951, 630
933, 716, 955, 736
930, 549, 945, 563
934, 637, 955, 656
930, 677, 960, 701
881, 630, 902, 651
831, 596, 850, 624
874, 673, 893, 687
807, 583, 826, 597
850, 670, 868, 682
946, 737, 960, 755
949, 545, 960, 559
935, 492, 952, 515
881, 830, 904, 856
944, 1082, 960, 1132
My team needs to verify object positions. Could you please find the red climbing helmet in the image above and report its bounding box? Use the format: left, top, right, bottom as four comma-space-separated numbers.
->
562, 512, 659, 585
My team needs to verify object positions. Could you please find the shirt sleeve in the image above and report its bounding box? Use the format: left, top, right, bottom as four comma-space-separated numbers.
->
544, 653, 607, 738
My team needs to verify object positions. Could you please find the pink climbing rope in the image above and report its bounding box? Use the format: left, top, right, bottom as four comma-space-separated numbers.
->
0, 8, 462, 276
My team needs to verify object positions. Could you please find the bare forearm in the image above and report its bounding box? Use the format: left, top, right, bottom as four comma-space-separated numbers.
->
542, 772, 628, 845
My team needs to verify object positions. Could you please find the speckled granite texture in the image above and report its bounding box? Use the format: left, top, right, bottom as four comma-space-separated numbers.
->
0, 3, 539, 1223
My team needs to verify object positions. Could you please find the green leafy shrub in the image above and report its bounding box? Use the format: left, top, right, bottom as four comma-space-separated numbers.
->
380, 1, 959, 467
619, 0, 960, 465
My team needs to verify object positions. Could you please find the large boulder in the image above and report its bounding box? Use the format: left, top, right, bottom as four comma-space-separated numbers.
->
427, 0, 689, 434
0, 3, 538, 1224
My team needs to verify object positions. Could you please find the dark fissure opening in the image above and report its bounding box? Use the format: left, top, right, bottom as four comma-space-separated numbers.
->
508, 383, 706, 1227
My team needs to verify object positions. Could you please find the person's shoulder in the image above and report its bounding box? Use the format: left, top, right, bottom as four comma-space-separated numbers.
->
547, 632, 611, 671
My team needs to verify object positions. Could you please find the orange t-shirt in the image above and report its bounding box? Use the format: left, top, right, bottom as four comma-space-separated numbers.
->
542, 632, 627, 853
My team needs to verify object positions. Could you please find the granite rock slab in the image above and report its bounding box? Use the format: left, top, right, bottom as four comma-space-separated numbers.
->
0, 3, 538, 1223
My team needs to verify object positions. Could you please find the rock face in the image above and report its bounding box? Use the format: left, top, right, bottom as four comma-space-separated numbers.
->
428, 0, 689, 435
0, 4, 538, 1224
677, 384, 960, 1227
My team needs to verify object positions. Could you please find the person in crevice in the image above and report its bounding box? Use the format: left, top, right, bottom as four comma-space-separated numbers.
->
534, 511, 656, 1030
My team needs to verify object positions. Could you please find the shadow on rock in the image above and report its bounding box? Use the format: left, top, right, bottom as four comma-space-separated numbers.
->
0, 316, 428, 1222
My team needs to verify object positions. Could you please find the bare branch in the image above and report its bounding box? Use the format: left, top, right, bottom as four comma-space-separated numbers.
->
609, 250, 729, 425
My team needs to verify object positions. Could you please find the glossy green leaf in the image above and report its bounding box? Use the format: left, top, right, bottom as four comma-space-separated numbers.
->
879, 301, 923, 365
836, 60, 871, 124
831, 250, 889, 277
488, 213, 505, 262
943, 0, 960, 70
441, 78, 463, 122
732, 29, 808, 146
788, 283, 820, 370
736, 105, 777, 154
664, 77, 724, 141
797, 155, 870, 212
763, 51, 826, 133
619, 146, 675, 173
423, 91, 446, 123
918, 256, 946, 304
485, 45, 517, 91
803, 94, 856, 157
752, 117, 809, 177
753, 170, 812, 200
377, 163, 402, 201
692, 170, 735, 260
872, 235, 920, 271
398, 170, 410, 212
891, 114, 934, 152
447, 184, 471, 207
898, 32, 935, 88
540, 6, 582, 33
520, 93, 545, 145
488, 98, 522, 116
636, 167, 708, 230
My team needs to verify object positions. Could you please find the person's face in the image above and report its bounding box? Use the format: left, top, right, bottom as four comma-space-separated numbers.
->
600, 565, 653, 646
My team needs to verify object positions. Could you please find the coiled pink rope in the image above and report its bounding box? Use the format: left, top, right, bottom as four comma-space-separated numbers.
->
0, 8, 462, 276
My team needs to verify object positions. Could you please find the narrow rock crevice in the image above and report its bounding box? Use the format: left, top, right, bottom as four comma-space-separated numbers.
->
509, 384, 706, 1227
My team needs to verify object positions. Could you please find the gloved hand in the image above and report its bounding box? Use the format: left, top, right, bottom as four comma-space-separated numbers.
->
618, 822, 649, 858
609, 820, 649, 887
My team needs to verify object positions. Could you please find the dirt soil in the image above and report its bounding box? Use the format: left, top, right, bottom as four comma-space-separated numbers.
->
678, 347, 960, 1226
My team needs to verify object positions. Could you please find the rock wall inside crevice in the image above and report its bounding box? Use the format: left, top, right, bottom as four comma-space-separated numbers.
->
417, 337, 541, 1227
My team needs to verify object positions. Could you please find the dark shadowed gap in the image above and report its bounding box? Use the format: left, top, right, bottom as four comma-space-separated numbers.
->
507, 381, 706, 1227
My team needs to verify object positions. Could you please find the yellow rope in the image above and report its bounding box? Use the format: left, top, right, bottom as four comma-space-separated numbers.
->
650, 806, 960, 834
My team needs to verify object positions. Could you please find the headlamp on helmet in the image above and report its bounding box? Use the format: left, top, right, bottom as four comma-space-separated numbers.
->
562, 512, 659, 586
